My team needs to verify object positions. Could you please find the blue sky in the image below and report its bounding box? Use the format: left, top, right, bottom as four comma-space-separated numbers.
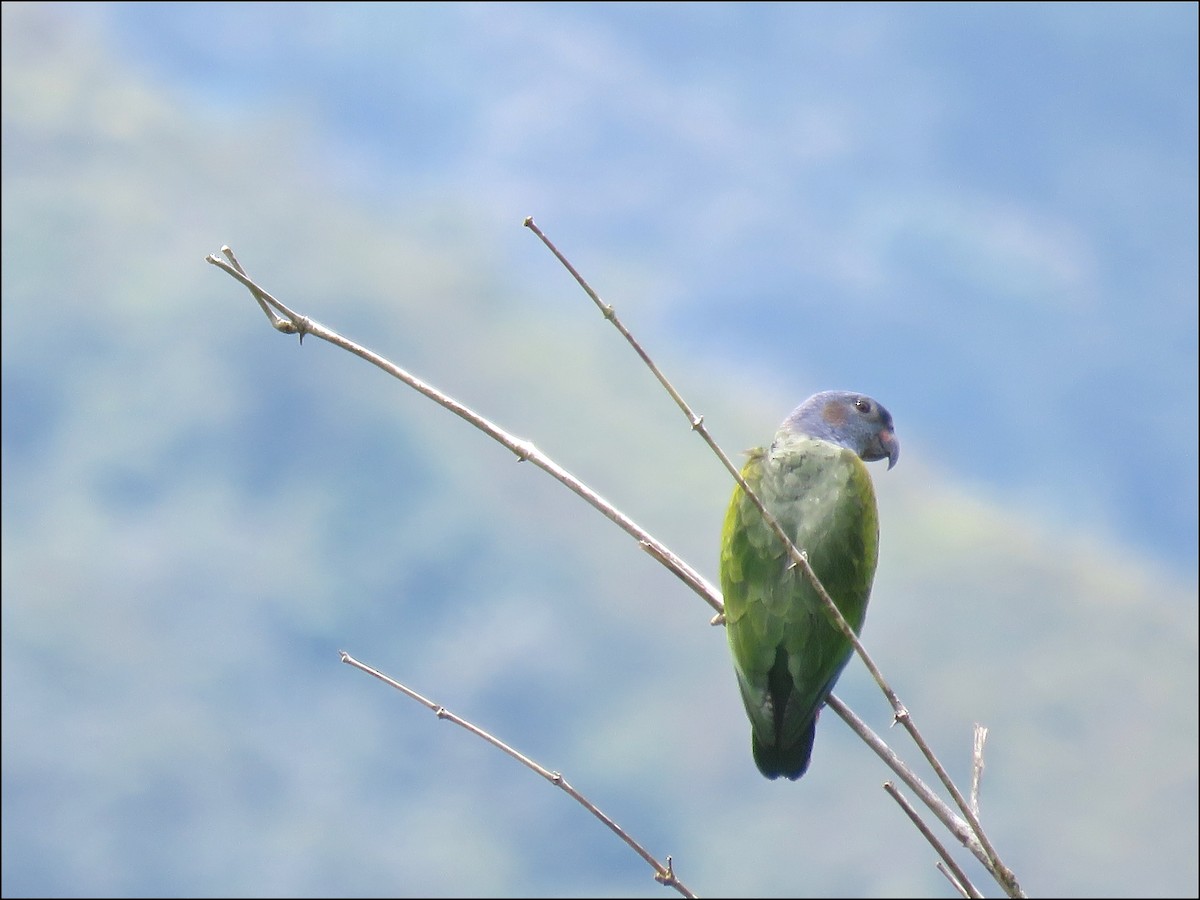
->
3, 3, 1197, 898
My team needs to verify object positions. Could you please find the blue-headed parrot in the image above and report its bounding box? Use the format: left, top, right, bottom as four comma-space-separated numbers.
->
720, 390, 899, 780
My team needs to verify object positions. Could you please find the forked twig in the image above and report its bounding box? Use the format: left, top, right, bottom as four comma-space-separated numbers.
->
825, 696, 982, 862
340, 652, 694, 897
883, 781, 982, 899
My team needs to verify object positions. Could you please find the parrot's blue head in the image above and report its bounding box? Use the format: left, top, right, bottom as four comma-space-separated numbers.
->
780, 390, 900, 469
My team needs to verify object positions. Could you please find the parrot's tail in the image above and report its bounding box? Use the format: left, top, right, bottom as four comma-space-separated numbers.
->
752, 719, 817, 781
751, 645, 820, 780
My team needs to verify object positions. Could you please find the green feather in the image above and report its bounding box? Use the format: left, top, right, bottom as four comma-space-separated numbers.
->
721, 435, 880, 780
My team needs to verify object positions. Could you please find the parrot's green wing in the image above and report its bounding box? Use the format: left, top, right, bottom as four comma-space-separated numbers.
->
720, 437, 880, 780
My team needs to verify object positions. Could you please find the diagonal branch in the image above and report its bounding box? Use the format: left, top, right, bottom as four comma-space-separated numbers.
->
206, 248, 721, 616
825, 696, 985, 867
523, 218, 1024, 899
883, 780, 982, 899
340, 652, 695, 897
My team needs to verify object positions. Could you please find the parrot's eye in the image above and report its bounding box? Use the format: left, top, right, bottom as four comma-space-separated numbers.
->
854, 398, 871, 414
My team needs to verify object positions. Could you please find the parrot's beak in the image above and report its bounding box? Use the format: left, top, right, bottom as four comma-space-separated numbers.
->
880, 429, 900, 470
859, 429, 899, 469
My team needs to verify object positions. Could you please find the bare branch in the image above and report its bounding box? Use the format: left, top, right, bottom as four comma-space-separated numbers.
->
523, 217, 903, 700
825, 697, 981, 862
883, 781, 983, 899
937, 862, 974, 900
205, 250, 722, 617
339, 652, 695, 898
219, 246, 298, 334
523, 219, 1025, 899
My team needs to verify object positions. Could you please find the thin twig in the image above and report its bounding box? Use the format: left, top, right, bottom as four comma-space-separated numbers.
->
523, 218, 1024, 899
339, 652, 695, 897
825, 696, 983, 864
523, 217, 903, 661
972, 724, 989, 819
936, 862, 973, 900
205, 248, 721, 617
220, 247, 298, 334
883, 781, 983, 899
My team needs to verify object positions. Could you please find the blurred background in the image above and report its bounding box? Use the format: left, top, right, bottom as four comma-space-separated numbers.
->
2, 3, 1196, 897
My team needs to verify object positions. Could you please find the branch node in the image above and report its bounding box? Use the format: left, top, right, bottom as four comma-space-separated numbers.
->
654, 855, 677, 886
